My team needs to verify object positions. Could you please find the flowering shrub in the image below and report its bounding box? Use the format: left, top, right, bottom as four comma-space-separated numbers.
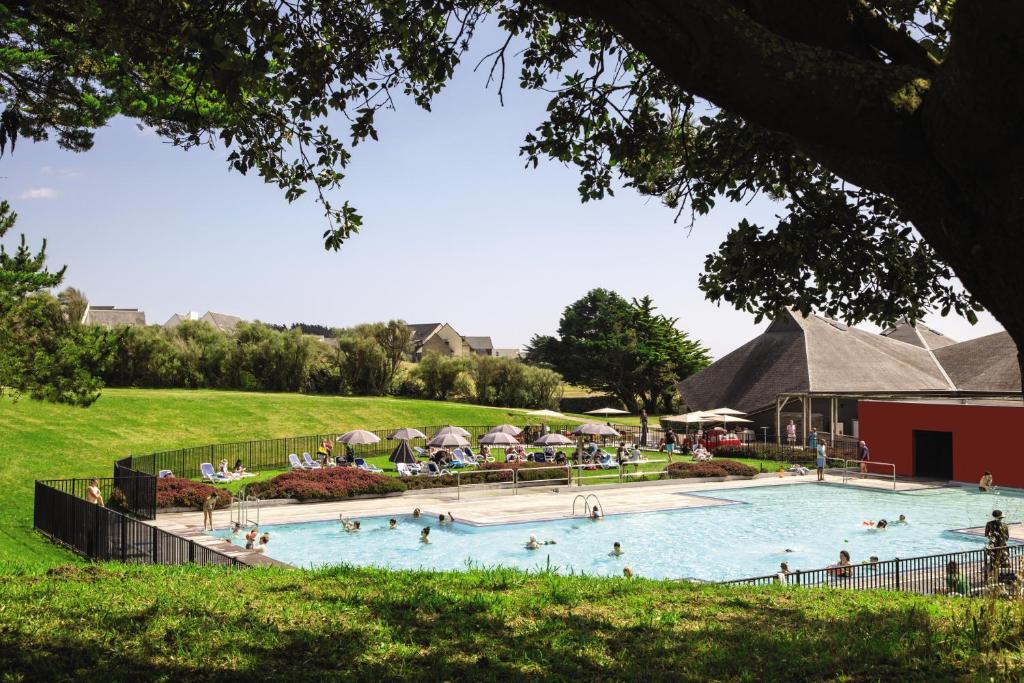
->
711, 460, 758, 477
157, 478, 232, 509
488, 461, 568, 483
666, 462, 728, 479
247, 468, 406, 501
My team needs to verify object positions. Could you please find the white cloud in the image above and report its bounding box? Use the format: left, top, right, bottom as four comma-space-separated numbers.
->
19, 187, 58, 200
39, 166, 83, 178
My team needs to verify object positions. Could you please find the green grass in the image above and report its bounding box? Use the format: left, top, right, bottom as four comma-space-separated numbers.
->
2, 563, 1022, 681
0, 388, 577, 566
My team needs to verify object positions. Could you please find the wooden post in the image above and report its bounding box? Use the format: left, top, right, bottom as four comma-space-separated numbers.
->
775, 396, 782, 446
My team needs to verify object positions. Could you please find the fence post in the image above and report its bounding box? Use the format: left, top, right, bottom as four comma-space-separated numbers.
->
189, 540, 195, 564
894, 558, 901, 590
152, 526, 158, 564
121, 516, 127, 563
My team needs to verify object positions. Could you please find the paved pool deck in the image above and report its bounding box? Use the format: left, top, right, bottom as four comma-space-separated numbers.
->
153, 472, 942, 565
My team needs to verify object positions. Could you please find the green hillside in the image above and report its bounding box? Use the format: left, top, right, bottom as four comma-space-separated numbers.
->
0, 389, 559, 565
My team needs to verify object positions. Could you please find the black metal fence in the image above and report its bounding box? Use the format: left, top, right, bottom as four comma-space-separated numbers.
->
724, 543, 1024, 596
113, 456, 157, 519
34, 479, 241, 567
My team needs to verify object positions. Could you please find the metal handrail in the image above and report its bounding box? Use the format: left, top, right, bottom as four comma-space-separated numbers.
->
454, 467, 517, 500
843, 459, 897, 490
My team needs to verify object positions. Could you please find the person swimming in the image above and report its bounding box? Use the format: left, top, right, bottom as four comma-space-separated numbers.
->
439, 514, 449, 525
897, 514, 907, 524
388, 518, 397, 530
420, 527, 431, 544
231, 522, 242, 536
412, 508, 421, 518
526, 535, 541, 550
591, 505, 603, 520
609, 541, 624, 557
876, 519, 888, 530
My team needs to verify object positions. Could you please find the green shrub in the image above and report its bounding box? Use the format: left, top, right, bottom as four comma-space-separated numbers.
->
712, 459, 758, 476
666, 462, 728, 478
247, 468, 406, 500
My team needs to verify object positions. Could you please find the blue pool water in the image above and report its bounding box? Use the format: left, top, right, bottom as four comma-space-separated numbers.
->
216, 484, 1023, 581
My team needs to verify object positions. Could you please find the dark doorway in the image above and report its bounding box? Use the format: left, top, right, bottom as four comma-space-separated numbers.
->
913, 430, 953, 479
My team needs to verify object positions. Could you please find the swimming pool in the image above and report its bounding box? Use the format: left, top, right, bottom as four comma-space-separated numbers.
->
216, 484, 1022, 581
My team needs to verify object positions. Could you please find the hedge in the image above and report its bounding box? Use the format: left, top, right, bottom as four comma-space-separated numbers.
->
246, 468, 406, 501
156, 478, 233, 509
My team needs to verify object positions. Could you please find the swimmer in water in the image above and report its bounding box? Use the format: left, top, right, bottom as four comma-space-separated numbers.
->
897, 514, 907, 524
420, 527, 431, 543
591, 505, 603, 520
784, 548, 794, 553
526, 535, 541, 550
439, 514, 449, 525
412, 508, 421, 518
609, 541, 624, 557
388, 518, 397, 530
876, 519, 887, 530
231, 522, 242, 536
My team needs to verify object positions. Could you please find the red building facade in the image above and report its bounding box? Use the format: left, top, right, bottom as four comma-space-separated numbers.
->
858, 400, 1024, 487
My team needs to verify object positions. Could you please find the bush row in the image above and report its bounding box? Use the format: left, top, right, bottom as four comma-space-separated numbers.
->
156, 478, 233, 509
666, 459, 758, 479
246, 468, 405, 501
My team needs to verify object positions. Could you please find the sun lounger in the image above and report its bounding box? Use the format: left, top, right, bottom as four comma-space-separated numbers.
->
288, 453, 305, 470
355, 458, 384, 473
302, 452, 322, 469
423, 462, 452, 477
596, 453, 616, 470
396, 463, 417, 477
200, 462, 229, 483
451, 452, 476, 468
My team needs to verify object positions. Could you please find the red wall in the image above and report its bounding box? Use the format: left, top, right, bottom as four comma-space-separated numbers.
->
858, 401, 1024, 487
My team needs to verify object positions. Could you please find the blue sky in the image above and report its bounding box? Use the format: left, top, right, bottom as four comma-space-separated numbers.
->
1, 32, 1001, 357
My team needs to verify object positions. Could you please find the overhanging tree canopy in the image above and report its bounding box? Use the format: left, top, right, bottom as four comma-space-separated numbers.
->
3, 1, 1022, 373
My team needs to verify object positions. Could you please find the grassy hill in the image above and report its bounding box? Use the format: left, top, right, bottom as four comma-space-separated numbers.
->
0, 389, 566, 565
2, 563, 1021, 681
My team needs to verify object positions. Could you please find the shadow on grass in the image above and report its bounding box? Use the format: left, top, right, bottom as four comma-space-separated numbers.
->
0, 565, 1015, 682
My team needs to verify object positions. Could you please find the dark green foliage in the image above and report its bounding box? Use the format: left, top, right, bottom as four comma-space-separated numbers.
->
468, 355, 563, 410
0, 202, 108, 406
526, 289, 709, 412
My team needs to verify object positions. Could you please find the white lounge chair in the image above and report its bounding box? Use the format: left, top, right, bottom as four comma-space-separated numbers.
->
355, 458, 383, 473
302, 452, 322, 469
396, 463, 415, 477
288, 453, 305, 470
423, 462, 452, 477
414, 446, 428, 459
200, 462, 227, 483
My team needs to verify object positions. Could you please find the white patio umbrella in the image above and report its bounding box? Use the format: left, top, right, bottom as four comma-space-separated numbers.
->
427, 432, 470, 448
433, 425, 470, 438
388, 427, 427, 440
705, 407, 747, 416
486, 424, 523, 436
586, 407, 630, 419
573, 422, 620, 437
478, 431, 519, 445
534, 433, 573, 446
337, 429, 381, 445
525, 408, 568, 420
706, 414, 753, 424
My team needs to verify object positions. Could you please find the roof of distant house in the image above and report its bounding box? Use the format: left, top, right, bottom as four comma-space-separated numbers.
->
934, 331, 1021, 393
407, 323, 443, 344
201, 311, 243, 333
83, 306, 146, 328
463, 336, 494, 351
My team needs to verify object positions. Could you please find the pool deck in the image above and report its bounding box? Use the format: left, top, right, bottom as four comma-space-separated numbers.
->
153, 473, 942, 565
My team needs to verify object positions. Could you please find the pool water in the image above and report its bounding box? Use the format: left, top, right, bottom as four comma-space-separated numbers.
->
215, 484, 1022, 581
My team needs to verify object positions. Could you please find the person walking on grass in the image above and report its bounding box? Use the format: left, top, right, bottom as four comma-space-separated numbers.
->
664, 428, 676, 463
202, 491, 217, 530
858, 440, 870, 478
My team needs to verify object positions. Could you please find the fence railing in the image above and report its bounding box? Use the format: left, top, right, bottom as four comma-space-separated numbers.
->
34, 479, 241, 567
843, 459, 897, 490
724, 543, 1024, 596
113, 456, 157, 519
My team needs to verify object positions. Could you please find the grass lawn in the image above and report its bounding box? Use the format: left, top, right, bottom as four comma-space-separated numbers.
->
2, 563, 1023, 680
0, 388, 582, 566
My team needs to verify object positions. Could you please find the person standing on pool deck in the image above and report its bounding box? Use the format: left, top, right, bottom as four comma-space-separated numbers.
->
202, 492, 217, 530
786, 420, 797, 446
664, 428, 676, 463
858, 440, 870, 478
816, 443, 827, 481
985, 509, 1009, 579
808, 428, 818, 450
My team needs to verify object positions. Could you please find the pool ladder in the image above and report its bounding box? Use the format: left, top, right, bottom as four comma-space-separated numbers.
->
231, 485, 261, 528
572, 494, 604, 518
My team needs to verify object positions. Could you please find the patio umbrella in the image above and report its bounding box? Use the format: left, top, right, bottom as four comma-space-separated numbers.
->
486, 424, 523, 436
573, 422, 620, 437
479, 431, 519, 445
389, 440, 418, 464
427, 433, 470, 448
585, 407, 630, 419
388, 427, 426, 440
525, 408, 568, 420
534, 433, 573, 446
337, 429, 381, 445
705, 414, 753, 424
706, 407, 747, 416
433, 425, 470, 438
